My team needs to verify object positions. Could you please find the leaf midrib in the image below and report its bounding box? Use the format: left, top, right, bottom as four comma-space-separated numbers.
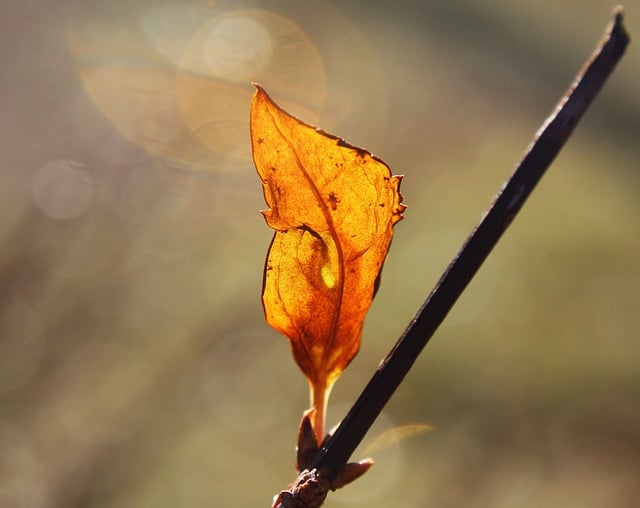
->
269, 109, 345, 379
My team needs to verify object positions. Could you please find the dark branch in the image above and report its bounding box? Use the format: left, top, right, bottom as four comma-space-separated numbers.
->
307, 7, 630, 482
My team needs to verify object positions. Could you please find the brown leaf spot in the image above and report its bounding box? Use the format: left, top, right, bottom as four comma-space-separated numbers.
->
328, 192, 340, 211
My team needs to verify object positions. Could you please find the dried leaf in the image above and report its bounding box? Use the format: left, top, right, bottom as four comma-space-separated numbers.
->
250, 85, 404, 441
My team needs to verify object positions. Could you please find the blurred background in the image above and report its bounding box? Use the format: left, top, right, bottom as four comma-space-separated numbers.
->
1, 1, 639, 506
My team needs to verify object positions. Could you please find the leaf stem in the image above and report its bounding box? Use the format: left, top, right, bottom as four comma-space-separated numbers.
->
307, 7, 630, 483
310, 378, 328, 445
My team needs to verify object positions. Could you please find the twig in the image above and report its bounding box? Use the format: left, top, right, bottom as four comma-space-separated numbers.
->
275, 7, 630, 506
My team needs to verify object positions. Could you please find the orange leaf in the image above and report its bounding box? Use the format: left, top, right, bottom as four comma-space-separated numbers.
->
250, 85, 405, 441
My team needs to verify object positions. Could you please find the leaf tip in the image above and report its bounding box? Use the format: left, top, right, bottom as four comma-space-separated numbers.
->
251, 82, 269, 102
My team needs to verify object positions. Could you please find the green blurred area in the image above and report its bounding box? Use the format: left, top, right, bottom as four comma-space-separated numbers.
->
1, 1, 639, 506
